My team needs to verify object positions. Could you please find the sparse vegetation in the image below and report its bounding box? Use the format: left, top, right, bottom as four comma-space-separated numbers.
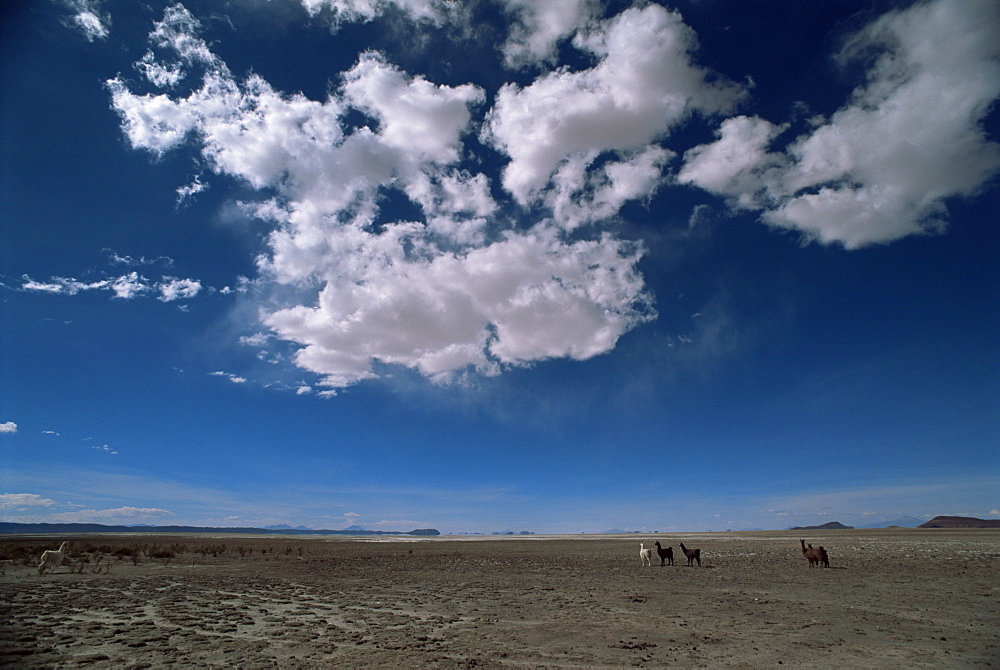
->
1, 531, 997, 667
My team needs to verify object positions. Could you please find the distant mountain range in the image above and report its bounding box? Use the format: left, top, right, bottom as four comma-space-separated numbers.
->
264, 524, 315, 531
788, 518, 932, 530
787, 521, 854, 530
0, 522, 440, 536
917, 516, 1000, 528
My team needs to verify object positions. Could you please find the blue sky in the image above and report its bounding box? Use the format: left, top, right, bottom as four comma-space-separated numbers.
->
1, 0, 997, 533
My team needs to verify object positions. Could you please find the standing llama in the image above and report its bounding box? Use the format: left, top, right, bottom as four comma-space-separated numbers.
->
800, 539, 830, 568
679, 542, 701, 567
654, 541, 673, 566
639, 542, 652, 567
38, 541, 69, 575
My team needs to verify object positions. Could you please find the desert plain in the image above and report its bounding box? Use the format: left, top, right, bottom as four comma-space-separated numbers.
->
1, 529, 998, 668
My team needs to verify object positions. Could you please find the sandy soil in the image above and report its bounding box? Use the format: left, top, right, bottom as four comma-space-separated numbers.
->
2, 529, 998, 668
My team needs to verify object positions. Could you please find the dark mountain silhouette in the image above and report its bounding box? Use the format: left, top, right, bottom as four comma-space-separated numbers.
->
788, 521, 854, 530
918, 516, 1000, 528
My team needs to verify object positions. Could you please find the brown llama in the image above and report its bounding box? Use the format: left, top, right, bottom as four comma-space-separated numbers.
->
654, 541, 673, 566
800, 539, 829, 567
815, 544, 830, 568
678, 542, 701, 567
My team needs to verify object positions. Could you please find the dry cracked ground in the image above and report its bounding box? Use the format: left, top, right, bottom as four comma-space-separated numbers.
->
2, 529, 998, 667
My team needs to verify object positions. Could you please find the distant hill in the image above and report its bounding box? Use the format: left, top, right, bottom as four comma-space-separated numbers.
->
265, 524, 314, 531
788, 521, 854, 531
860, 516, 923, 529
918, 516, 1000, 529
0, 522, 439, 536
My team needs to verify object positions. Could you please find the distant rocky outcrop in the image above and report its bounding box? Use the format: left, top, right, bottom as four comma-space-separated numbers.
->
788, 521, 854, 531
918, 516, 1000, 529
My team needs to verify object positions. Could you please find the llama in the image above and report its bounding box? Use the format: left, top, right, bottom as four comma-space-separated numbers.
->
800, 539, 819, 566
639, 542, 652, 567
816, 545, 830, 568
679, 542, 701, 567
654, 541, 673, 566
38, 541, 69, 575
800, 539, 830, 567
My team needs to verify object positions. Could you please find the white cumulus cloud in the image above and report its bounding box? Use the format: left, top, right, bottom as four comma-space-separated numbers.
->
159, 277, 202, 302
110, 4, 661, 391
0, 421, 18, 434
499, 0, 600, 69
87, 0, 1000, 395
484, 3, 744, 206
678, 0, 1000, 248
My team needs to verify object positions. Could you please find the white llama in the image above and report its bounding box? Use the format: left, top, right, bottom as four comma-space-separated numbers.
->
38, 541, 69, 575
639, 542, 652, 567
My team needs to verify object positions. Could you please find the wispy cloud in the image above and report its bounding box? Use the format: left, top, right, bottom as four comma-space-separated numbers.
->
211, 371, 247, 384
20, 271, 208, 302
753, 479, 1000, 526
15, 249, 207, 303
1, 470, 253, 525
0, 493, 56, 509
176, 175, 209, 206
298, 0, 458, 28
16, 247, 225, 306
49, 506, 174, 523
105, 250, 175, 267
60, 0, 110, 42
